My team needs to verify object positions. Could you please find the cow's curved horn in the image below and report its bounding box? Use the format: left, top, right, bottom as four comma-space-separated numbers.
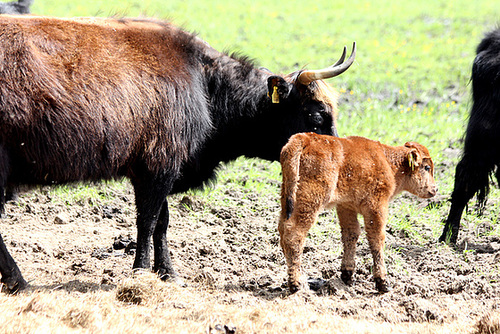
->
298, 42, 356, 86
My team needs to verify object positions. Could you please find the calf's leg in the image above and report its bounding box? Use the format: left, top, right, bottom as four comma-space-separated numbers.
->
337, 206, 360, 286
279, 197, 322, 293
363, 208, 390, 293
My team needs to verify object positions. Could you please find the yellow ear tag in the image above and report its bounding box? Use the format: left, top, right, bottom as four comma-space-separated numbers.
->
271, 86, 280, 104
408, 153, 415, 171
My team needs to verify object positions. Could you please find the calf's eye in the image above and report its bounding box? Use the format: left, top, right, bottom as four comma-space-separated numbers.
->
424, 165, 431, 172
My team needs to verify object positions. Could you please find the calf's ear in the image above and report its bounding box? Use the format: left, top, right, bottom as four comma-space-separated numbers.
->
267, 76, 291, 104
405, 142, 423, 172
407, 149, 420, 171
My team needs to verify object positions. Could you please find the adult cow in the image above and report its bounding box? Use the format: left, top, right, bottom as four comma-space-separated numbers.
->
440, 28, 500, 244
0, 15, 355, 292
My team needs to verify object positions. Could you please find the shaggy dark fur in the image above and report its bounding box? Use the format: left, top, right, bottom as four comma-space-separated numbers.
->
440, 27, 500, 244
0, 0, 32, 215
0, 16, 347, 292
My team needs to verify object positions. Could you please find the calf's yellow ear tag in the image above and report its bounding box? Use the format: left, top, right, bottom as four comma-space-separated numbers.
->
408, 153, 415, 171
271, 86, 280, 104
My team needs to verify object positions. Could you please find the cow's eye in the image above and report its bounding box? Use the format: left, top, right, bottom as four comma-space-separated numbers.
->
424, 165, 431, 172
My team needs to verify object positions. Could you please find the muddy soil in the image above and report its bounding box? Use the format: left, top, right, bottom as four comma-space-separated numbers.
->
1, 158, 499, 329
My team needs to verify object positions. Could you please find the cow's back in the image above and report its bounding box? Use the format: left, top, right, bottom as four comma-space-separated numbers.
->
0, 16, 212, 184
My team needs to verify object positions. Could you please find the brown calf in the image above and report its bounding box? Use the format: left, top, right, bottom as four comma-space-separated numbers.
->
279, 133, 437, 293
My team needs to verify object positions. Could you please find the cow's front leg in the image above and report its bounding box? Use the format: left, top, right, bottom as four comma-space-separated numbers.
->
153, 200, 185, 286
337, 206, 360, 286
363, 207, 390, 293
131, 174, 172, 273
0, 233, 27, 293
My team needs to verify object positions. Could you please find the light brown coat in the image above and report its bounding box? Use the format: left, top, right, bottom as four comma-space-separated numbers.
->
279, 133, 437, 292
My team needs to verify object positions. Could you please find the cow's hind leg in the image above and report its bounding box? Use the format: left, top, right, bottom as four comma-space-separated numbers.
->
337, 206, 360, 286
0, 233, 27, 293
152, 200, 185, 285
440, 158, 489, 244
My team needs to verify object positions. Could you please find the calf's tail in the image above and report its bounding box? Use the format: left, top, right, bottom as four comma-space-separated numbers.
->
280, 137, 304, 220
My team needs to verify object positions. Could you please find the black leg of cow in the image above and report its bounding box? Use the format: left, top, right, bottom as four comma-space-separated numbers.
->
0, 233, 27, 293
131, 175, 172, 272
440, 198, 468, 245
439, 159, 488, 244
0, 188, 5, 218
152, 200, 183, 285
0, 146, 7, 218
5, 186, 17, 202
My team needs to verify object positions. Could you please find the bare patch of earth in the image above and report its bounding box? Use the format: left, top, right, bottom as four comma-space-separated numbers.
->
0, 158, 499, 333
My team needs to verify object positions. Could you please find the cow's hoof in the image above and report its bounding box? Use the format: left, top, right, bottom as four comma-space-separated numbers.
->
438, 228, 458, 245
157, 269, 186, 287
1, 276, 28, 294
438, 232, 450, 244
374, 277, 391, 293
169, 276, 187, 287
340, 270, 353, 286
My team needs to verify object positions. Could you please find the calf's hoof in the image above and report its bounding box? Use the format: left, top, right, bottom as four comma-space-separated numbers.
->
288, 278, 308, 294
288, 282, 301, 294
1, 276, 28, 294
340, 270, 353, 286
374, 277, 391, 293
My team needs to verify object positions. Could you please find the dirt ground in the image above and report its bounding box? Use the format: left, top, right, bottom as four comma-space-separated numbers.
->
1, 157, 500, 333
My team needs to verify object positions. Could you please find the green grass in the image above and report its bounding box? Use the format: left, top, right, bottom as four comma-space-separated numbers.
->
48, 181, 127, 207
27, 0, 500, 243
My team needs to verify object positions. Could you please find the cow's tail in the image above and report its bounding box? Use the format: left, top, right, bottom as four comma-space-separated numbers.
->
280, 136, 304, 221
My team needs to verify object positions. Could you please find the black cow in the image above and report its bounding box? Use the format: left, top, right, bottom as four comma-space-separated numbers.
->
0, 0, 32, 14
440, 28, 500, 244
0, 16, 355, 292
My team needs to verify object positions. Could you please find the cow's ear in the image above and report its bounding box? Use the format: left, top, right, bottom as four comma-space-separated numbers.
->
267, 76, 290, 104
